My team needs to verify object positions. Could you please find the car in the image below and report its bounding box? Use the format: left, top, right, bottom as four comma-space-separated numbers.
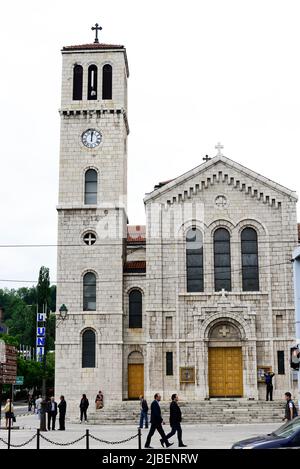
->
232, 417, 300, 449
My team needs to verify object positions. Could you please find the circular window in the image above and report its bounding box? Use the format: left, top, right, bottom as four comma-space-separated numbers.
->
215, 195, 228, 208
83, 232, 97, 246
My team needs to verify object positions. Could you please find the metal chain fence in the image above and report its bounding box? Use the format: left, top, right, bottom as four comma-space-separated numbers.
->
0, 433, 37, 448
39, 433, 86, 446
89, 432, 139, 445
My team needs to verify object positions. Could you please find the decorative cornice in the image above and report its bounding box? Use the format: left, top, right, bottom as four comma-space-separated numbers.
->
58, 108, 130, 135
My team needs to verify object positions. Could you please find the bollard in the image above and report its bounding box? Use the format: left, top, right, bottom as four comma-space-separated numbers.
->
36, 429, 40, 450
86, 428, 89, 449
138, 427, 142, 450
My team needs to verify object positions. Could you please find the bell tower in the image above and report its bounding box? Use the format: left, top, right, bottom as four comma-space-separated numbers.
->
55, 25, 129, 415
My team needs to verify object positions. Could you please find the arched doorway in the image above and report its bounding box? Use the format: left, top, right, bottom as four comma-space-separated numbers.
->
128, 351, 144, 399
208, 322, 243, 397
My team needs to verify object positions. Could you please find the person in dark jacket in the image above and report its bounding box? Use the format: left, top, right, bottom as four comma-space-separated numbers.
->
139, 395, 149, 429
58, 395, 67, 430
165, 394, 187, 447
79, 394, 89, 423
144, 393, 173, 448
47, 396, 58, 431
283, 392, 298, 421
264, 371, 275, 401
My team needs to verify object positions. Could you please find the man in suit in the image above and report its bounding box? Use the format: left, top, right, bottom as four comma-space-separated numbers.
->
165, 394, 187, 447
58, 395, 67, 430
47, 396, 58, 431
144, 393, 173, 448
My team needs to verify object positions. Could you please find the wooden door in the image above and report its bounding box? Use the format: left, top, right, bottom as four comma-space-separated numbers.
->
208, 347, 243, 397
128, 364, 144, 399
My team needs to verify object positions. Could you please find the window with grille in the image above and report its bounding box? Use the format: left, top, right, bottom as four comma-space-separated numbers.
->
186, 227, 203, 292
83, 232, 97, 246
166, 352, 173, 376
214, 228, 231, 291
241, 227, 259, 291
83, 272, 96, 311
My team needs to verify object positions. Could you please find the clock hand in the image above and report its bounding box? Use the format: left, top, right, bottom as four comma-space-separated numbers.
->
91, 131, 94, 142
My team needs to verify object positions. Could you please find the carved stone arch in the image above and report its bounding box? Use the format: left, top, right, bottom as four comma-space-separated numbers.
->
128, 349, 144, 364
235, 218, 268, 237
178, 219, 205, 239
200, 312, 252, 341
208, 219, 235, 236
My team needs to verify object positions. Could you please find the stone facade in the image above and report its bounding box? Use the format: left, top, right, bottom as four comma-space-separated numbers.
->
55, 42, 298, 418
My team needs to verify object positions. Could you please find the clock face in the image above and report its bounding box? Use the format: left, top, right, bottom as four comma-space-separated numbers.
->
81, 129, 102, 148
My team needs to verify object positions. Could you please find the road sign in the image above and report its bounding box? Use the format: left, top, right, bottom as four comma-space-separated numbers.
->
0, 345, 17, 384
15, 376, 24, 385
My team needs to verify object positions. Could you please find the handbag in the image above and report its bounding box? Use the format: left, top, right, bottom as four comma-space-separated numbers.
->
12, 414, 16, 423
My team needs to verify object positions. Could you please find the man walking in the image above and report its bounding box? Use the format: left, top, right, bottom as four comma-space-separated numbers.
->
144, 393, 173, 448
47, 396, 58, 431
165, 394, 187, 447
264, 371, 275, 401
58, 395, 67, 430
139, 395, 149, 429
283, 392, 298, 422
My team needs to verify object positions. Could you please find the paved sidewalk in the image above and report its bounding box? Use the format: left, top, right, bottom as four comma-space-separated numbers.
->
0, 414, 281, 449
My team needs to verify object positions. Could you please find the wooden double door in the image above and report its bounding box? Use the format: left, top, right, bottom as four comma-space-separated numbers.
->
208, 347, 243, 397
128, 364, 144, 399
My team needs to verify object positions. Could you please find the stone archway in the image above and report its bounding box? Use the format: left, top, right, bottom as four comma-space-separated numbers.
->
128, 351, 144, 399
208, 322, 243, 397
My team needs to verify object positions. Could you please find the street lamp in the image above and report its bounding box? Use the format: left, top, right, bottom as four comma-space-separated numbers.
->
58, 304, 68, 321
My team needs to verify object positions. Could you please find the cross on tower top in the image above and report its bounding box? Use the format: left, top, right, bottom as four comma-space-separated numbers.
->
91, 23, 102, 44
215, 142, 224, 156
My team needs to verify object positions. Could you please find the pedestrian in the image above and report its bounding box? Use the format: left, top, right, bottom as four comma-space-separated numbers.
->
58, 395, 67, 430
165, 394, 187, 447
4, 399, 14, 429
79, 394, 89, 423
28, 393, 33, 412
139, 394, 149, 429
144, 393, 173, 448
283, 392, 298, 422
95, 390, 104, 410
47, 396, 58, 430
35, 395, 43, 420
264, 371, 275, 401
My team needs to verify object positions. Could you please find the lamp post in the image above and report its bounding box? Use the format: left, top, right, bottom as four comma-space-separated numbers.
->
59, 304, 68, 321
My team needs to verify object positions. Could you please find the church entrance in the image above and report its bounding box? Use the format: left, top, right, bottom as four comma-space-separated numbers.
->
208, 347, 243, 397
127, 351, 144, 399
207, 321, 243, 398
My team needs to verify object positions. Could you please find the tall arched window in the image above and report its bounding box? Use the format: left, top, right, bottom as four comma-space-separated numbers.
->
214, 228, 231, 291
102, 64, 112, 100
82, 329, 96, 368
84, 169, 98, 204
88, 65, 98, 100
241, 227, 259, 291
129, 290, 142, 328
186, 227, 204, 292
73, 64, 83, 100
83, 272, 96, 311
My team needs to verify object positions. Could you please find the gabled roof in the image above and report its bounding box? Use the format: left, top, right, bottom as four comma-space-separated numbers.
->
144, 155, 298, 203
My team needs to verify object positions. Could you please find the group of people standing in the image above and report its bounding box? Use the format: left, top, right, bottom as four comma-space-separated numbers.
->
139, 393, 187, 448
34, 395, 67, 431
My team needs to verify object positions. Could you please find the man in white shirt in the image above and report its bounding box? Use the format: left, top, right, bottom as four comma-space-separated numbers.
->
35, 395, 43, 420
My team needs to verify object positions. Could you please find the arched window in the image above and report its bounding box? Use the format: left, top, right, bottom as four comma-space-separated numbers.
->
241, 227, 259, 291
129, 290, 142, 328
83, 272, 96, 311
73, 65, 83, 100
214, 228, 231, 291
186, 227, 204, 292
102, 64, 112, 100
87, 65, 98, 100
84, 169, 97, 204
82, 329, 96, 368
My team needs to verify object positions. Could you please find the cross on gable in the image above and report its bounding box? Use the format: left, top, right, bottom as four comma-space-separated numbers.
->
91, 23, 102, 44
215, 142, 224, 156
218, 325, 230, 337
203, 155, 211, 162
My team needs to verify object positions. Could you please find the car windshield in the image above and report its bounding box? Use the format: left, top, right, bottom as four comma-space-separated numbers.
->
272, 417, 300, 438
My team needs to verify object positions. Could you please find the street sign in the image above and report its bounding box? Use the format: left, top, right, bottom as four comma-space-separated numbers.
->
15, 376, 24, 385
0, 345, 17, 384
0, 340, 5, 363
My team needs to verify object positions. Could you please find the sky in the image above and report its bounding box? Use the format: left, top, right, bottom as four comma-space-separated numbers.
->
0, 0, 300, 289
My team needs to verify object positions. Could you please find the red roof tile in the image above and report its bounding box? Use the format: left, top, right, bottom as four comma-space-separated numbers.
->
62, 43, 124, 51
127, 225, 146, 243
124, 261, 146, 273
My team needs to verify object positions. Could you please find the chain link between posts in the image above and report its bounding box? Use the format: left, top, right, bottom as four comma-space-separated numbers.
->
89, 432, 139, 445
39, 433, 86, 446
0, 433, 37, 447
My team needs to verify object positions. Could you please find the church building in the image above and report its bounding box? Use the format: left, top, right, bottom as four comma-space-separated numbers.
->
55, 30, 298, 417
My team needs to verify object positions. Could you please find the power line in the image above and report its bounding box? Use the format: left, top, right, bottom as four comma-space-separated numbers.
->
0, 260, 293, 285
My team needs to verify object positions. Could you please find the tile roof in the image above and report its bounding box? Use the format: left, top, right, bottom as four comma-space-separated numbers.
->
62, 43, 124, 51
124, 261, 146, 273
127, 225, 146, 243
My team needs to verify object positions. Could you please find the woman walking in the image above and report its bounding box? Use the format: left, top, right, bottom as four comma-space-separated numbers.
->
4, 399, 14, 429
79, 394, 89, 423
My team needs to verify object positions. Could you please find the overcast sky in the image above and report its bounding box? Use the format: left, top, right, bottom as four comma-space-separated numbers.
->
0, 0, 299, 289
